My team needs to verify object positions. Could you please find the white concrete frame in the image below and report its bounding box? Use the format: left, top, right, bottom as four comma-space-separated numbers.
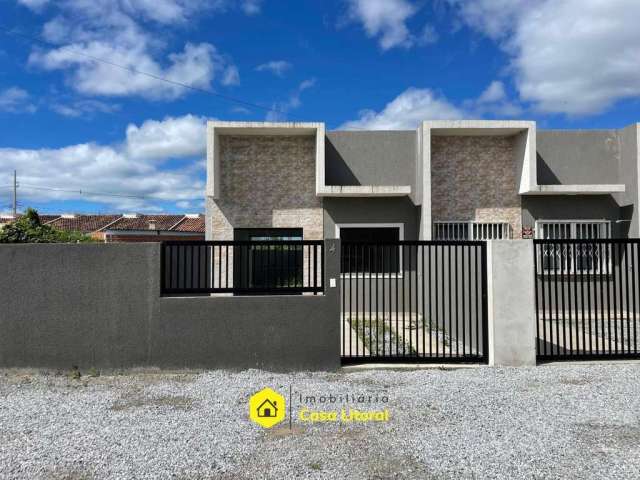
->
335, 222, 404, 278
206, 121, 324, 200
416, 120, 536, 240
334, 222, 405, 241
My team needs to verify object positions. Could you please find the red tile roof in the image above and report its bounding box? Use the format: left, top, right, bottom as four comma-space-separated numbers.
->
48, 215, 121, 233
1, 213, 205, 233
171, 215, 205, 232
105, 215, 186, 231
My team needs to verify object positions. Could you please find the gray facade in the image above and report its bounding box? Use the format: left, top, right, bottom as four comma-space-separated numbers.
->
325, 131, 416, 187
522, 128, 639, 237
205, 121, 640, 245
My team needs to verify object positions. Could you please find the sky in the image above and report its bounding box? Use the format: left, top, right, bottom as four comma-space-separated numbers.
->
1, 0, 640, 214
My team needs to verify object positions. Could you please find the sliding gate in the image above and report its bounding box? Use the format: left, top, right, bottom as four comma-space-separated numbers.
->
341, 241, 488, 364
534, 239, 640, 360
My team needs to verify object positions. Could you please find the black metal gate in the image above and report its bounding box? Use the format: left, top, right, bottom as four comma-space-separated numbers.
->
340, 241, 488, 364
534, 239, 640, 360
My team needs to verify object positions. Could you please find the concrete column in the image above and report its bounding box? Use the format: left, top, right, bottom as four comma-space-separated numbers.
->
486, 240, 537, 366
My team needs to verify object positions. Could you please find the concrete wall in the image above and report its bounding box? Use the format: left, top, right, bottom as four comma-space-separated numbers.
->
618, 124, 639, 237
325, 131, 415, 187
527, 128, 638, 239
323, 197, 420, 240
431, 135, 523, 238
486, 240, 537, 366
207, 135, 323, 241
521, 195, 625, 237
0, 242, 340, 371
536, 130, 621, 185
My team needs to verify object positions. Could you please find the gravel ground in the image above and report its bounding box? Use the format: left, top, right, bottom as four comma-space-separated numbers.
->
1, 363, 640, 479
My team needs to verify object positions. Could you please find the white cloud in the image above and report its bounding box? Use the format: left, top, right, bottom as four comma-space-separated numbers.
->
346, 0, 418, 50
0, 87, 37, 113
256, 60, 292, 77
50, 99, 120, 117
266, 78, 316, 121
17, 0, 50, 11
341, 87, 463, 130
469, 81, 522, 117
341, 81, 523, 129
418, 24, 439, 46
221, 65, 240, 86
0, 114, 207, 211
477, 80, 506, 104
31, 41, 226, 100
450, 0, 640, 115
126, 114, 206, 160
27, 1, 238, 101
241, 0, 262, 15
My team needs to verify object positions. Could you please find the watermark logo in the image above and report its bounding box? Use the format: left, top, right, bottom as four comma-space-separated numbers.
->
249, 387, 286, 428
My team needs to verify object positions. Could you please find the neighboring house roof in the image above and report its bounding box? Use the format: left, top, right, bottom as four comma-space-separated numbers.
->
171, 215, 206, 232
48, 215, 121, 234
103, 214, 187, 232
0, 213, 205, 234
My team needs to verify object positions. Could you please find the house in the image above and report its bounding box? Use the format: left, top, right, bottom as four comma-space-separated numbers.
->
256, 398, 278, 418
97, 213, 205, 242
0, 213, 205, 242
205, 120, 639, 246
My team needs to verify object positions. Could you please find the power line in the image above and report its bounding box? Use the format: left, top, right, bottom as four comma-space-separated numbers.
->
1, 25, 367, 131
1, 27, 284, 116
19, 184, 160, 200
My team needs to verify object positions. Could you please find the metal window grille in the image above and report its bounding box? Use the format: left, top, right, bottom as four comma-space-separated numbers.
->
535, 220, 612, 275
432, 221, 512, 241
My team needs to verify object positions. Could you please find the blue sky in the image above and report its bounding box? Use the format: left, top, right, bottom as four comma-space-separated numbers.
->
1, 0, 639, 213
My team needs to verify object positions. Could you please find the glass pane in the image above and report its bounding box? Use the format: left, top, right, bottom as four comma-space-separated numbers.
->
340, 227, 400, 274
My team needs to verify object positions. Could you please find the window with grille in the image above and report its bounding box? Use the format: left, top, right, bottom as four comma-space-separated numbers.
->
535, 220, 611, 274
339, 227, 400, 275
432, 221, 512, 240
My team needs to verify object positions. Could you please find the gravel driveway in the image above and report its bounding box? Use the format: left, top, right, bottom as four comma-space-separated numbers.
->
1, 363, 639, 479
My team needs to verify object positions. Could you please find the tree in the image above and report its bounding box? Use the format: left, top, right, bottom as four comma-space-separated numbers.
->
0, 208, 94, 243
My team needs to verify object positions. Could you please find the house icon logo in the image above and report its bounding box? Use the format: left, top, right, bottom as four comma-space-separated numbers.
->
256, 398, 278, 418
249, 387, 285, 428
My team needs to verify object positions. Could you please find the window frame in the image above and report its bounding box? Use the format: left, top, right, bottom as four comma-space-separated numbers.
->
335, 223, 404, 278
432, 221, 512, 240
534, 219, 612, 275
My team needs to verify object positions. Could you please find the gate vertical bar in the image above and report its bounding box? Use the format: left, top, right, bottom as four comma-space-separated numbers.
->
481, 243, 488, 361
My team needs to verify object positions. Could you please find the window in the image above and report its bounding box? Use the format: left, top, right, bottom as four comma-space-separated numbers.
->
535, 220, 610, 240
336, 224, 403, 275
432, 221, 512, 240
233, 228, 304, 292
535, 220, 611, 274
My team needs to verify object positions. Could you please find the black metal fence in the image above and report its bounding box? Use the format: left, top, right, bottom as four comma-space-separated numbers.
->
341, 241, 488, 363
161, 240, 324, 295
534, 239, 640, 360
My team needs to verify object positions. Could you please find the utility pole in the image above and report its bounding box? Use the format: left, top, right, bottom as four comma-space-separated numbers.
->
12, 170, 17, 217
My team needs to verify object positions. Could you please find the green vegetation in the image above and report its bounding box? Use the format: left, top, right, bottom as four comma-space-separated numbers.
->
0, 208, 94, 243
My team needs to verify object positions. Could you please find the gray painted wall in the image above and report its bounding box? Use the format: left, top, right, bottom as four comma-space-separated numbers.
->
524, 128, 640, 239
536, 130, 621, 185
323, 197, 420, 240
618, 125, 639, 237
521, 195, 627, 237
0, 242, 340, 371
325, 131, 416, 187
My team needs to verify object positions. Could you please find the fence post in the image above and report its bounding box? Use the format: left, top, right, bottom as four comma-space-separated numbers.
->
486, 240, 537, 366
